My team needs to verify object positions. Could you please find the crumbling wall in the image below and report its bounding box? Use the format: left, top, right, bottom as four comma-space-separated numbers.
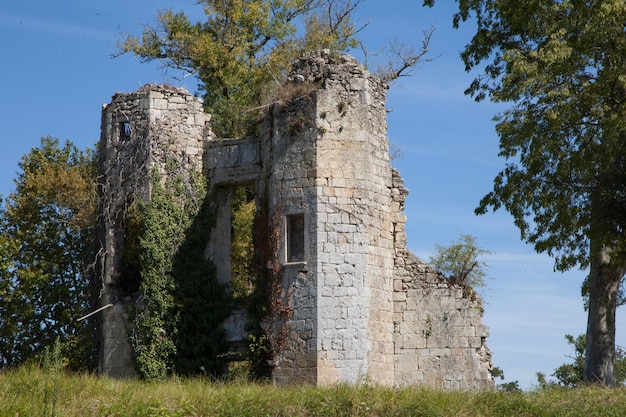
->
391, 170, 494, 390
265, 52, 493, 389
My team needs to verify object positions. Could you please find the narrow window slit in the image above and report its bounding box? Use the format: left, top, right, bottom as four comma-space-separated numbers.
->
287, 214, 305, 262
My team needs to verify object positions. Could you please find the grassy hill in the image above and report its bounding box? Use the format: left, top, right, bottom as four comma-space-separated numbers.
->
2, 364, 625, 416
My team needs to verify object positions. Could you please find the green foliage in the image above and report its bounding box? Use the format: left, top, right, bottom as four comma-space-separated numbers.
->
145, 398, 198, 417
0, 137, 97, 370
119, 0, 362, 138
130, 165, 232, 379
490, 366, 504, 381
170, 186, 233, 377
498, 380, 522, 393
429, 234, 491, 292
553, 334, 589, 388
427, 0, 626, 385
490, 366, 522, 393
240, 333, 271, 381
131, 170, 185, 379
464, 0, 626, 272
246, 183, 290, 380
120, 0, 434, 138
230, 185, 256, 301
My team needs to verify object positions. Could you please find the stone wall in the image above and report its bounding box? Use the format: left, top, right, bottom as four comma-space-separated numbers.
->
256, 51, 493, 389
96, 52, 495, 390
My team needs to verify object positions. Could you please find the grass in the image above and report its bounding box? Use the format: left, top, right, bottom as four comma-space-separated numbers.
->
2, 365, 626, 417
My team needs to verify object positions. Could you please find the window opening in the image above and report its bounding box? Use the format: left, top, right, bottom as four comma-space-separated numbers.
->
119, 121, 131, 141
230, 184, 256, 300
287, 214, 305, 262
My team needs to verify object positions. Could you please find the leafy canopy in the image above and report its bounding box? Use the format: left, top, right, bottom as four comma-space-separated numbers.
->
424, 0, 626, 272
120, 0, 433, 138
120, 0, 363, 138
0, 137, 97, 369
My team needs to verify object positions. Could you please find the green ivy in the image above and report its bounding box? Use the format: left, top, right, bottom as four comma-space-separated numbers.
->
130, 164, 233, 379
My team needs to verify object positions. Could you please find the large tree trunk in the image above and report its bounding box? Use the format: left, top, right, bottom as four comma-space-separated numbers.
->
584, 244, 624, 385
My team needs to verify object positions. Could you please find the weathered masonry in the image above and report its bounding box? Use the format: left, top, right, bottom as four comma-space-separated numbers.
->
96, 51, 495, 390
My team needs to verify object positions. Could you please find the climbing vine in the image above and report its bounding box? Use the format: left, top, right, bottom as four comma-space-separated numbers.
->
129, 162, 232, 379
244, 162, 294, 380
246, 200, 283, 380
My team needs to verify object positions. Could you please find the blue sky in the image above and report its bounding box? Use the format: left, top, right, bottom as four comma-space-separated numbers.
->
1, 1, 623, 389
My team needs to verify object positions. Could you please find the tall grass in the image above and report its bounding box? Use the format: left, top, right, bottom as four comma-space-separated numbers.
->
1, 366, 626, 417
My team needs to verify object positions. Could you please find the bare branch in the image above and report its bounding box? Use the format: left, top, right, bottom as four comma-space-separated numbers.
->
377, 25, 437, 83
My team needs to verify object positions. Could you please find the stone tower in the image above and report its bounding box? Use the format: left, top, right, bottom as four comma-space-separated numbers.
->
263, 52, 396, 385
96, 85, 210, 377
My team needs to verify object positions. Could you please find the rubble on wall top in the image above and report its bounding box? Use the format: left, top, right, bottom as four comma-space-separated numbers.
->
289, 49, 379, 85
110, 84, 192, 102
136, 83, 190, 95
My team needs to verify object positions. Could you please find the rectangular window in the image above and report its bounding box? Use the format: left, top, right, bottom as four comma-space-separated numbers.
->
286, 214, 305, 262
119, 121, 131, 141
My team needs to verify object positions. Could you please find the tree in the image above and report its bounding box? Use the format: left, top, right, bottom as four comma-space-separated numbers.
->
429, 234, 491, 292
119, 0, 363, 138
119, 0, 432, 138
0, 137, 97, 369
425, 0, 626, 385
553, 334, 589, 388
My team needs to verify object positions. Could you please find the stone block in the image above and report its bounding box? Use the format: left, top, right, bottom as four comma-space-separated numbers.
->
149, 91, 165, 100
395, 354, 418, 372
476, 325, 490, 338
469, 337, 483, 349
418, 355, 440, 371
451, 337, 471, 349
403, 333, 426, 349
405, 295, 419, 311
152, 98, 168, 110
337, 263, 354, 274
426, 335, 449, 349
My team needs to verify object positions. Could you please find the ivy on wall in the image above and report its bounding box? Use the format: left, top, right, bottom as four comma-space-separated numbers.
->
129, 163, 233, 379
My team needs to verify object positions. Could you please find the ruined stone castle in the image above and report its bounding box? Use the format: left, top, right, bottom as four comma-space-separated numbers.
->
96, 51, 495, 390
